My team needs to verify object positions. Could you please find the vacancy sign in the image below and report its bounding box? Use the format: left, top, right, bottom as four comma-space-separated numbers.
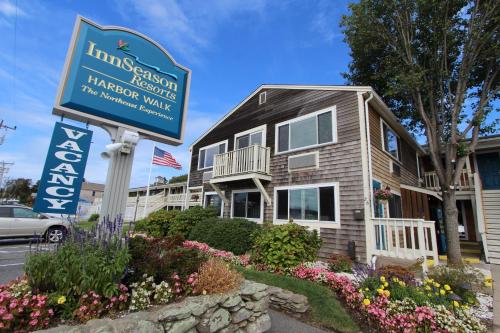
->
34, 122, 93, 214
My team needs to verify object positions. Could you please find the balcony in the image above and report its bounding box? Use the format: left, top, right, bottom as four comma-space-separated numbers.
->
212, 145, 271, 183
371, 218, 439, 270
424, 169, 474, 191
166, 193, 186, 205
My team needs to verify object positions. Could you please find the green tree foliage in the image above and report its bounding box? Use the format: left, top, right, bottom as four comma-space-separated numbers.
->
188, 217, 261, 255
168, 174, 188, 184
134, 209, 180, 237
341, 0, 499, 265
251, 223, 322, 271
0, 178, 37, 205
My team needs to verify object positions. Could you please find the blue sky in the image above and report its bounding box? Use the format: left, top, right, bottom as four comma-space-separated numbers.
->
0, 0, 352, 187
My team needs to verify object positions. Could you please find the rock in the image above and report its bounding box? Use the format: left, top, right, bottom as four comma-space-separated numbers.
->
218, 323, 239, 333
35, 326, 83, 333
245, 314, 271, 333
197, 308, 231, 333
111, 319, 163, 333
251, 291, 268, 301
240, 281, 267, 296
169, 316, 199, 333
252, 298, 269, 312
232, 308, 253, 323
245, 301, 255, 310
222, 295, 242, 308
289, 294, 307, 304
186, 298, 211, 317
84, 318, 114, 333
156, 304, 192, 321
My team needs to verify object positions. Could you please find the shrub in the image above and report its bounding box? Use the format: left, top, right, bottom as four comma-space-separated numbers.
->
328, 254, 353, 273
167, 206, 218, 238
134, 209, 179, 237
375, 265, 416, 285
88, 213, 99, 222
25, 233, 130, 299
251, 223, 322, 271
188, 217, 261, 255
194, 258, 243, 295
427, 265, 481, 305
128, 236, 206, 283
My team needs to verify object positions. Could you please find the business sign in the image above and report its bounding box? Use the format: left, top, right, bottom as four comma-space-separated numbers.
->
34, 122, 93, 214
53, 16, 191, 145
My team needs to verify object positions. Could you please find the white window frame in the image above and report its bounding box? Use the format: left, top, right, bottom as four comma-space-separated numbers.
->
233, 124, 267, 150
230, 189, 264, 223
380, 119, 401, 161
259, 91, 267, 105
275, 106, 337, 155
203, 191, 224, 217
197, 139, 229, 170
287, 151, 319, 172
273, 182, 340, 229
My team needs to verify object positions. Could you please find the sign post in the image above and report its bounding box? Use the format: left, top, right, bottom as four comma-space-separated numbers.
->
53, 16, 191, 221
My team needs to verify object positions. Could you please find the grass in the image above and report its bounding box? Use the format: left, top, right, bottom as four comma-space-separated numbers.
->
238, 267, 360, 333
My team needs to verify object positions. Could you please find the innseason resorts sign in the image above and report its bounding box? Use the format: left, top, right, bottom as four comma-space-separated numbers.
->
34, 122, 92, 214
53, 16, 191, 145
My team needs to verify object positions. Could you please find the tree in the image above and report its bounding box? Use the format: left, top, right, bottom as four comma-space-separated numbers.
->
168, 174, 188, 184
0, 178, 37, 205
341, 0, 499, 265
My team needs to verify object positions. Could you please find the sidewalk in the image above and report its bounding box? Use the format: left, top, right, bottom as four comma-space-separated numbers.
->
492, 264, 500, 332
268, 309, 329, 333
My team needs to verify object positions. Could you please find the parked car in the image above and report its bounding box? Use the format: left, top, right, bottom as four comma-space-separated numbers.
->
0, 204, 70, 242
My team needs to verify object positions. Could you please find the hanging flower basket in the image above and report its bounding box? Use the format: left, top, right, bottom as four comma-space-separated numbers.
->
374, 187, 393, 201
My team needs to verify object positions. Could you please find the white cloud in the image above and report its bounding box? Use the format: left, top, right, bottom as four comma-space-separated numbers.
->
310, 1, 342, 43
115, 0, 268, 65
0, 0, 25, 17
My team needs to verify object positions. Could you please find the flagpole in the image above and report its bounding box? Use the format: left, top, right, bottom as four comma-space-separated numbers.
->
142, 145, 155, 218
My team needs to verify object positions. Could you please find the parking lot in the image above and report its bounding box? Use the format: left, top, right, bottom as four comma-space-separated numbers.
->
0, 239, 54, 284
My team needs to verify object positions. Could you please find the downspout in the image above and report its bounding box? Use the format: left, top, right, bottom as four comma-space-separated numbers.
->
184, 148, 193, 210
364, 92, 375, 218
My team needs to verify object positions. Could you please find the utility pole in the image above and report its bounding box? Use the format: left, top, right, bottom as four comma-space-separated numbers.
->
0, 120, 17, 146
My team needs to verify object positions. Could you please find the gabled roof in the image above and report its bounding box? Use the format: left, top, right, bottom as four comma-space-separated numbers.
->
189, 84, 425, 154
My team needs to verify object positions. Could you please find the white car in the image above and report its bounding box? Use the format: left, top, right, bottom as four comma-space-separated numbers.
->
0, 205, 70, 242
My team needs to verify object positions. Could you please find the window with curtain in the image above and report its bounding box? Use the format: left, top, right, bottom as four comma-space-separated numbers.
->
198, 142, 227, 169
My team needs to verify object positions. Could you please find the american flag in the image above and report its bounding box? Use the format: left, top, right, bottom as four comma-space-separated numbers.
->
152, 147, 182, 169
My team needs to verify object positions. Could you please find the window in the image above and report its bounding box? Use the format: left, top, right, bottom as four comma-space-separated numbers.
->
275, 183, 339, 224
259, 91, 267, 105
13, 208, 38, 218
381, 121, 401, 160
0, 207, 11, 218
388, 193, 402, 218
234, 125, 266, 150
276, 107, 336, 153
198, 141, 227, 169
204, 192, 223, 217
372, 180, 384, 218
232, 191, 262, 221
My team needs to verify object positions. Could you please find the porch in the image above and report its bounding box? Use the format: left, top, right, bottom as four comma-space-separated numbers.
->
423, 169, 475, 191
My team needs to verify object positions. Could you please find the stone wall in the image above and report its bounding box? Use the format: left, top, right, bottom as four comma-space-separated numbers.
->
267, 286, 309, 317
37, 280, 271, 333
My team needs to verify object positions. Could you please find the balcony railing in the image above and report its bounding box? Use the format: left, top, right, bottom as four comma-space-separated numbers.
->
424, 169, 474, 191
166, 193, 186, 205
372, 218, 439, 268
213, 145, 271, 179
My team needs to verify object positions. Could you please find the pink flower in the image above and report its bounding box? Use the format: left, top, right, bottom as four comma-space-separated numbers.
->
2, 313, 13, 321
48, 309, 54, 315
29, 319, 38, 326
79, 305, 87, 312
8, 301, 17, 309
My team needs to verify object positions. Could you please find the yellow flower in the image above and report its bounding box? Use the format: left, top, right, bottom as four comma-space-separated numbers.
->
383, 282, 389, 288
444, 284, 451, 291
380, 276, 386, 283
202, 290, 207, 295
439, 289, 446, 296
453, 301, 460, 307
363, 298, 371, 306
485, 276, 493, 288
364, 288, 369, 291
425, 285, 432, 291
434, 282, 441, 288
57, 296, 66, 305
380, 285, 385, 290
377, 288, 384, 295
384, 290, 390, 297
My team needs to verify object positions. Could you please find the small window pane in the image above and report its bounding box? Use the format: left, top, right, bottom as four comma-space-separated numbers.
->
278, 125, 289, 152
250, 132, 262, 146
247, 192, 261, 218
13, 208, 38, 218
0, 207, 10, 218
318, 112, 333, 144
219, 143, 226, 154
198, 149, 205, 169
290, 117, 317, 149
277, 190, 288, 219
319, 187, 335, 221
233, 193, 246, 218
236, 135, 250, 149
290, 190, 302, 220
205, 194, 222, 216
383, 123, 399, 159
303, 188, 318, 220
389, 194, 402, 218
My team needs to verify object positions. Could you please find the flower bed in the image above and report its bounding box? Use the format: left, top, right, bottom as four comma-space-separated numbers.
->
182, 241, 491, 333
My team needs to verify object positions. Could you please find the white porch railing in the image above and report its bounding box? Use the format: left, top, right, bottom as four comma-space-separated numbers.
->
213, 145, 271, 178
167, 193, 186, 205
424, 169, 474, 191
371, 218, 439, 267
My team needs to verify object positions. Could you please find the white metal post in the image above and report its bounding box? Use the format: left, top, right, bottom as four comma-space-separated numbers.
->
142, 145, 155, 218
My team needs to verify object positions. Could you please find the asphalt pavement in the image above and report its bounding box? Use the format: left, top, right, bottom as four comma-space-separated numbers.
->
0, 239, 55, 284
